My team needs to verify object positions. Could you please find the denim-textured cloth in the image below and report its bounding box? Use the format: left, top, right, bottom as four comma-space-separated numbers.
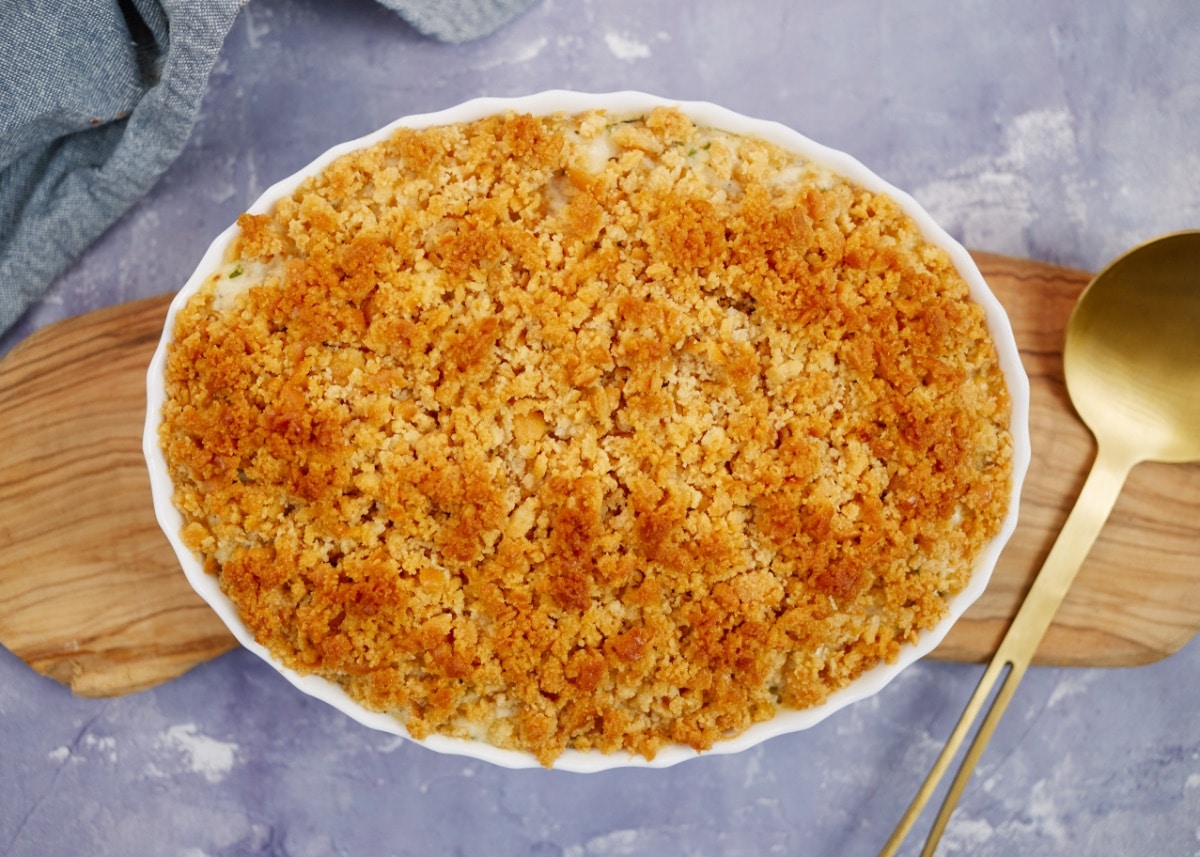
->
0, 0, 536, 337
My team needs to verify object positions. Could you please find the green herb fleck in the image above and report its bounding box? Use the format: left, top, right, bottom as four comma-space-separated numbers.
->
229, 264, 244, 279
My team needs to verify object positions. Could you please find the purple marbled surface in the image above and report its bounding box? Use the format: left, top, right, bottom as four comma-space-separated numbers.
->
3, 1, 1199, 854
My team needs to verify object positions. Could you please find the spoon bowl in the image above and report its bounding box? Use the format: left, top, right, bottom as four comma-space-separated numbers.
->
1065, 231, 1200, 464
884, 229, 1200, 856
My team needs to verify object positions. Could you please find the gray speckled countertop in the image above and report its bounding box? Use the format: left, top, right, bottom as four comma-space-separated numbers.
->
3, 2, 1199, 855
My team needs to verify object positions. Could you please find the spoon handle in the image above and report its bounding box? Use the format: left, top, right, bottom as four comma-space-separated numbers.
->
881, 443, 1134, 857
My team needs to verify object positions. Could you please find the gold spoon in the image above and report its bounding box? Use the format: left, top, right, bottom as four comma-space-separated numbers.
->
881, 230, 1200, 857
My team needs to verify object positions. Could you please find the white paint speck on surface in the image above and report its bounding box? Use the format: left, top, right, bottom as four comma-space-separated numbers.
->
945, 816, 995, 850
914, 107, 1089, 258
564, 828, 641, 857
158, 724, 239, 784
1046, 672, 1097, 708
375, 735, 408, 754
512, 36, 549, 63
1025, 778, 1069, 848
604, 32, 651, 60
742, 749, 762, 790
47, 746, 70, 763
243, 4, 271, 50
83, 733, 118, 763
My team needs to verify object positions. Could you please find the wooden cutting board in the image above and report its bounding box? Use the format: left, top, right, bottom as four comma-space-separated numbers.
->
2, 251, 1199, 698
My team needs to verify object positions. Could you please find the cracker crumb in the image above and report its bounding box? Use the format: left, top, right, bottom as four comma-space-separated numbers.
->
160, 107, 1012, 766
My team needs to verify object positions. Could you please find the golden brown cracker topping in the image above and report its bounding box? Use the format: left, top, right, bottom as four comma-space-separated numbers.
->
161, 107, 1011, 765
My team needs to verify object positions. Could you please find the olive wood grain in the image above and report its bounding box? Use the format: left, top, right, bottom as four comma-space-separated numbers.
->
1, 251, 1198, 698
0, 297, 238, 696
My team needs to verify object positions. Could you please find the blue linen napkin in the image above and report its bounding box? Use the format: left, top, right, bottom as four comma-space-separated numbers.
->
0, 0, 536, 338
